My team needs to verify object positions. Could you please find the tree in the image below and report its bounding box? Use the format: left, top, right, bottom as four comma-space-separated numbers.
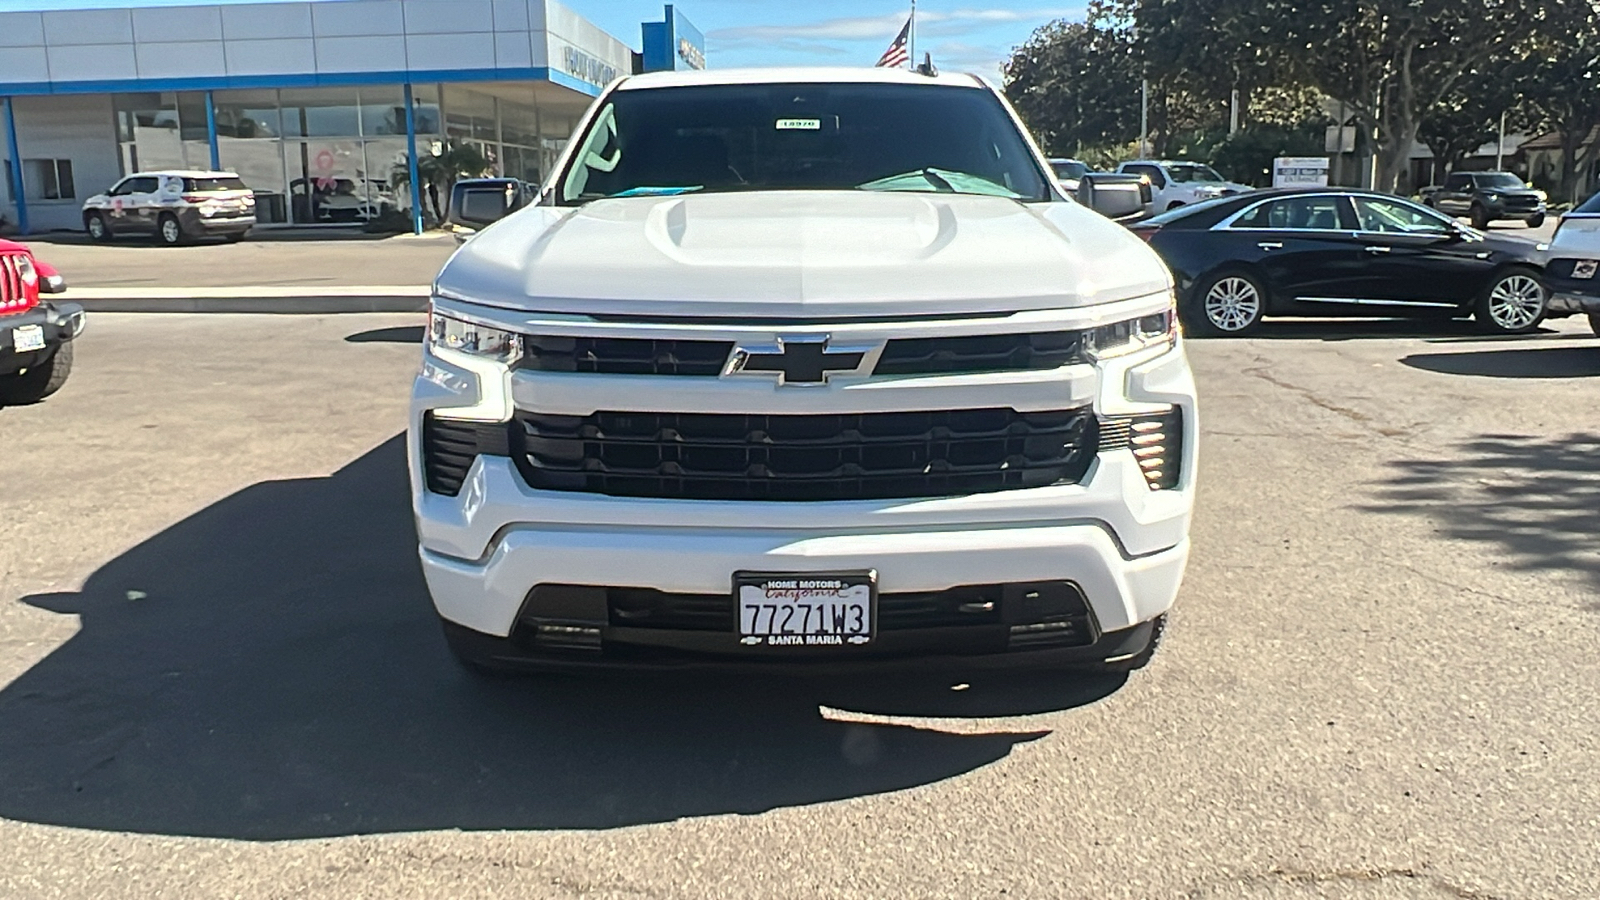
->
1266, 0, 1536, 193
393, 140, 492, 224
1003, 3, 1143, 159
1416, 71, 1516, 186
1516, 0, 1600, 204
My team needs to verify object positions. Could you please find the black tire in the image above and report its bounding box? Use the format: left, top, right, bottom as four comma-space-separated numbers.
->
84, 212, 113, 243
1166, 200, 1187, 211
1470, 204, 1491, 231
1475, 267, 1548, 335
1527, 212, 1546, 229
1184, 269, 1268, 337
1588, 313, 1600, 338
0, 341, 73, 406
156, 213, 186, 246
1102, 614, 1166, 673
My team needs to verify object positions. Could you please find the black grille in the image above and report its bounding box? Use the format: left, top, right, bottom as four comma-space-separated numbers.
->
512, 407, 1098, 502
514, 332, 1088, 377
520, 335, 733, 376
0, 254, 28, 309
421, 413, 511, 496
875, 332, 1085, 375
605, 584, 1013, 632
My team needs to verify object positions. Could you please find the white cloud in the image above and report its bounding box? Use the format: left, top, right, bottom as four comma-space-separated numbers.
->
708, 7, 1080, 46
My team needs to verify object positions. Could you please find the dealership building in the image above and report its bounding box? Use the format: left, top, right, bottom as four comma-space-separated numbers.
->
0, 0, 706, 233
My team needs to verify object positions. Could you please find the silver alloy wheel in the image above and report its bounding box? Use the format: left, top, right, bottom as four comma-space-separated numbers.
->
86, 216, 105, 239
1204, 276, 1263, 332
1487, 274, 1545, 331
161, 218, 181, 244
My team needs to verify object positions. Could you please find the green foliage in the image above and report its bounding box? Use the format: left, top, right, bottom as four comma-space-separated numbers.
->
393, 140, 492, 224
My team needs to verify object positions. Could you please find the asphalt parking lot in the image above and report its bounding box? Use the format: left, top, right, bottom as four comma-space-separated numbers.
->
11, 216, 1555, 292
2, 313, 1597, 899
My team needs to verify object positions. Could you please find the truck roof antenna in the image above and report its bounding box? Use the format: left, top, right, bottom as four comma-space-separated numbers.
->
916, 53, 938, 77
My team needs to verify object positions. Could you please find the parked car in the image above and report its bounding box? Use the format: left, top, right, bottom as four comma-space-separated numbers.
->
1116, 160, 1252, 211
1544, 191, 1600, 335
82, 171, 256, 245
418, 68, 1195, 677
1130, 188, 1550, 336
1049, 158, 1091, 193
0, 240, 84, 405
1421, 171, 1547, 230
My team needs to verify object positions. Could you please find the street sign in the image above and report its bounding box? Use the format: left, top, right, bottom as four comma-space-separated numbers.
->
1274, 157, 1330, 188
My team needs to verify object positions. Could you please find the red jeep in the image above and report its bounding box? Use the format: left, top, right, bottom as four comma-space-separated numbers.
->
0, 239, 83, 405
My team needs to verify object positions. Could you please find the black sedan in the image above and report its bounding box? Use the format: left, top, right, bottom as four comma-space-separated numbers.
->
1129, 189, 1550, 336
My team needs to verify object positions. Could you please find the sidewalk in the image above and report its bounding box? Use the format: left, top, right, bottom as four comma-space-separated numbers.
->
24, 231, 458, 292
66, 285, 430, 314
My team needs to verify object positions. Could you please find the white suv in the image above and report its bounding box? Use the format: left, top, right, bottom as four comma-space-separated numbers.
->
411, 68, 1197, 675
1117, 160, 1252, 211
82, 171, 255, 245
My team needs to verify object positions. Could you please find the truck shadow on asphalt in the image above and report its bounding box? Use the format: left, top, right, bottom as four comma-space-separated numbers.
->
1366, 432, 1600, 604
0, 437, 1121, 841
1399, 346, 1600, 378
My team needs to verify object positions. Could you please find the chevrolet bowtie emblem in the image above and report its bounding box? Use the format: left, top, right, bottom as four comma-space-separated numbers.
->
724, 335, 876, 386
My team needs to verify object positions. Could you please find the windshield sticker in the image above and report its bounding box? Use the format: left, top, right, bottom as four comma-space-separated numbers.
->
776, 118, 821, 131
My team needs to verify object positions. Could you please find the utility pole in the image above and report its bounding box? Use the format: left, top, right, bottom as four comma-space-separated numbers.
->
1140, 78, 1150, 157
1229, 88, 1240, 135
1496, 110, 1507, 170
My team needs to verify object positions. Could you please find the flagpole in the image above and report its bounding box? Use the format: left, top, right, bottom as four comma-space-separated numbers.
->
909, 0, 917, 70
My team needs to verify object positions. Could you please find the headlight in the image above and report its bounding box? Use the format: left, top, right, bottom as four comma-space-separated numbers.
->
1085, 307, 1178, 360
14, 255, 37, 285
428, 309, 522, 363
1483, 192, 1500, 202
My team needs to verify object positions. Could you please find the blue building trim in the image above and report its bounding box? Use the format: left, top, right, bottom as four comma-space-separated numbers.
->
3, 98, 27, 236
403, 82, 424, 237
0, 66, 605, 98
204, 90, 220, 171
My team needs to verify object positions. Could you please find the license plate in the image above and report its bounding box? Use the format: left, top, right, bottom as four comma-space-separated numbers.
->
736, 571, 876, 647
1574, 261, 1598, 280
11, 325, 44, 352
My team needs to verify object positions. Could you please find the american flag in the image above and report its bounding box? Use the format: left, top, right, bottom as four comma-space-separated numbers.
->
876, 17, 911, 68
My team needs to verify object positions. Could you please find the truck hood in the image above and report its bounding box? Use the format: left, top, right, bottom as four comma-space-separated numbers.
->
435, 191, 1171, 319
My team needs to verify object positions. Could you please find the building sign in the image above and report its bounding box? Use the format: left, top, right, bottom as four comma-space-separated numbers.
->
678, 36, 706, 70
562, 45, 619, 88
643, 4, 706, 73
1273, 157, 1330, 188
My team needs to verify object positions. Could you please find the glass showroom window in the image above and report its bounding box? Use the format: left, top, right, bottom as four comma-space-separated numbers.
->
214, 89, 290, 224
22, 159, 75, 201
115, 92, 186, 173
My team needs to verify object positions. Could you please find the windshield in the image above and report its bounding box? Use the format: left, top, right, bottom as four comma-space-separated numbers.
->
1477, 173, 1526, 189
1167, 164, 1225, 184
558, 83, 1052, 205
1052, 161, 1088, 180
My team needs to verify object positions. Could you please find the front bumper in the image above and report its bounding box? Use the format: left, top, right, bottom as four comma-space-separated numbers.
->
409, 328, 1196, 668
0, 302, 84, 376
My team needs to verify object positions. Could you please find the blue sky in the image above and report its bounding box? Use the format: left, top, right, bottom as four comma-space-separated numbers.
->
0, 0, 1083, 76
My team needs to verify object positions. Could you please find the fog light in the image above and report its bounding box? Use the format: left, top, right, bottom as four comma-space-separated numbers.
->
1100, 408, 1184, 491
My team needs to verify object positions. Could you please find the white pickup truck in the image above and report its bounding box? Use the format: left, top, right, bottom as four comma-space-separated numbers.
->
411, 68, 1197, 676
1117, 160, 1252, 211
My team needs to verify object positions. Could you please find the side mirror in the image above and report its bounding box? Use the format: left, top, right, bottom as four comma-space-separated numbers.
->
1075, 173, 1152, 222
448, 178, 531, 230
